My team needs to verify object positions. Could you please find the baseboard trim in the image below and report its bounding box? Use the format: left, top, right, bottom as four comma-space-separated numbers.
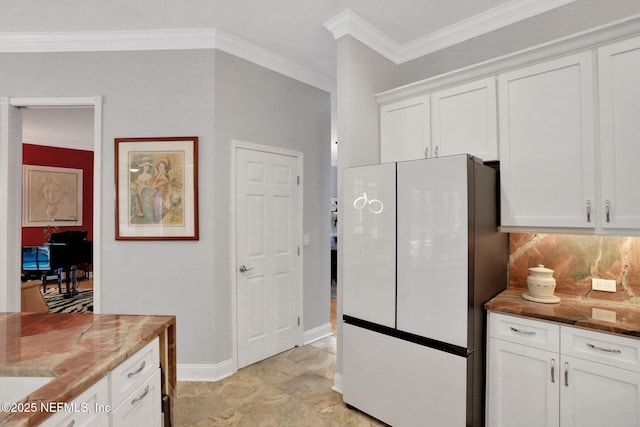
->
303, 322, 333, 345
177, 359, 235, 382
332, 372, 343, 394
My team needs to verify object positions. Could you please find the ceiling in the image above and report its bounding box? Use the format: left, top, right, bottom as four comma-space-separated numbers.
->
0, 0, 587, 86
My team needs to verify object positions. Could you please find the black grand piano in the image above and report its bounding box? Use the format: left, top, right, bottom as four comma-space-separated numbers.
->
22, 231, 92, 298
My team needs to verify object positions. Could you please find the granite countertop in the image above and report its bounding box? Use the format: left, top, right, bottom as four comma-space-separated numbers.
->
0, 312, 176, 426
486, 288, 640, 337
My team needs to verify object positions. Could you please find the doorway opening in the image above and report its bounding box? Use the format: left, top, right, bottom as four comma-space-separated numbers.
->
21, 108, 95, 313
0, 96, 102, 313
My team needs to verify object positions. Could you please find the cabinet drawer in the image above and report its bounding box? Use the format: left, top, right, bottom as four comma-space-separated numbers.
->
110, 368, 161, 427
109, 337, 159, 406
40, 375, 108, 427
561, 326, 640, 372
489, 312, 560, 352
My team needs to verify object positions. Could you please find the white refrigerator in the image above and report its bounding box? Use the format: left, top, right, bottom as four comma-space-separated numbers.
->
343, 154, 507, 426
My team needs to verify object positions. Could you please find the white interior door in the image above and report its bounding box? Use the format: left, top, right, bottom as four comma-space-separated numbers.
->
235, 145, 301, 368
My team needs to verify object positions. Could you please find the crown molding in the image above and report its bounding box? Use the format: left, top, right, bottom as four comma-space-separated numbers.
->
212, 29, 335, 93
0, 28, 335, 93
374, 13, 640, 105
324, 0, 576, 64
323, 9, 402, 63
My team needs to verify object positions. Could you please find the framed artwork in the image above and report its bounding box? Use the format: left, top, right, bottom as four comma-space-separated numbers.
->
22, 165, 83, 227
115, 136, 199, 240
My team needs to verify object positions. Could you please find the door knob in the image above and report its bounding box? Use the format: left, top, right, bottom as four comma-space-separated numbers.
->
238, 265, 254, 273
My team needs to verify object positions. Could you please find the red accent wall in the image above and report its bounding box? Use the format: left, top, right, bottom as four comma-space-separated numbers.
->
22, 144, 94, 246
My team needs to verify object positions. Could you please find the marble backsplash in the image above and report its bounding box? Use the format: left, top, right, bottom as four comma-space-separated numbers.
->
509, 233, 640, 303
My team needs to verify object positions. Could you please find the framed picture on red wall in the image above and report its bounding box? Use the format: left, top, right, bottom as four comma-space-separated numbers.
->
22, 165, 83, 227
115, 136, 199, 240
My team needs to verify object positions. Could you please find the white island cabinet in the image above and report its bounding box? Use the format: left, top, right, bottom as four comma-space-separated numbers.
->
487, 312, 640, 427
109, 337, 162, 427
39, 337, 162, 427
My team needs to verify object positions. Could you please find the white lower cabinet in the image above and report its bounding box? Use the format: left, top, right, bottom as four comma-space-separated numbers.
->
110, 369, 161, 426
40, 375, 109, 427
40, 337, 161, 426
108, 337, 161, 427
488, 313, 640, 427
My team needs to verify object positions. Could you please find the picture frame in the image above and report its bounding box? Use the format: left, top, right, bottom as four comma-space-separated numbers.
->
115, 136, 199, 240
22, 165, 83, 227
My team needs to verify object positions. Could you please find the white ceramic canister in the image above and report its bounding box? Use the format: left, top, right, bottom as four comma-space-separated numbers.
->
527, 264, 557, 298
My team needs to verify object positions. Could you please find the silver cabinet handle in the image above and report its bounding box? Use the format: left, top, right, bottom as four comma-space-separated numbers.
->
587, 343, 622, 354
605, 200, 611, 223
127, 360, 146, 378
131, 385, 150, 405
66, 420, 76, 427
510, 326, 536, 336
551, 359, 556, 383
586, 200, 591, 223
564, 362, 569, 387
424, 147, 429, 158
434, 146, 439, 157
239, 265, 254, 273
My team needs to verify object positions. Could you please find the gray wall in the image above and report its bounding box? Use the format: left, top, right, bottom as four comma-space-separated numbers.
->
213, 51, 331, 361
0, 47, 331, 367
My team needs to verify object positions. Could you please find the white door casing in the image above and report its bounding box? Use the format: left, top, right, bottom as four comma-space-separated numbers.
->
232, 141, 302, 368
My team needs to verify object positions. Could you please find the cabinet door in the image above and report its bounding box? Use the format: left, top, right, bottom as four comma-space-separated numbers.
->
110, 368, 162, 427
380, 94, 430, 163
498, 52, 595, 228
396, 156, 469, 346
598, 36, 640, 229
561, 355, 640, 427
487, 338, 560, 427
342, 163, 396, 327
39, 375, 109, 427
431, 77, 498, 161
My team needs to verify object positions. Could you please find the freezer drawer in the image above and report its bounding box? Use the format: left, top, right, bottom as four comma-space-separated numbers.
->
343, 323, 468, 427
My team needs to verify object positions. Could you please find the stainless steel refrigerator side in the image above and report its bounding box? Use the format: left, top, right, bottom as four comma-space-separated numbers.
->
469, 159, 509, 427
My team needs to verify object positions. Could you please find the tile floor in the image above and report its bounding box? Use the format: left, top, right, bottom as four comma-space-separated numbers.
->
176, 335, 386, 426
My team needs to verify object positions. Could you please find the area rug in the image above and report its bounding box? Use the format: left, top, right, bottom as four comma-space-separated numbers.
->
42, 289, 93, 313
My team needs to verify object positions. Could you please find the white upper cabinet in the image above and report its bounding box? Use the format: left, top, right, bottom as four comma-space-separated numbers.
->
431, 77, 498, 161
380, 94, 430, 163
379, 78, 498, 164
598, 35, 640, 230
498, 52, 595, 228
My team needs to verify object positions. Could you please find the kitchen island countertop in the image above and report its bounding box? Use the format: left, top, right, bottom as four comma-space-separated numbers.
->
0, 312, 176, 426
486, 288, 640, 337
